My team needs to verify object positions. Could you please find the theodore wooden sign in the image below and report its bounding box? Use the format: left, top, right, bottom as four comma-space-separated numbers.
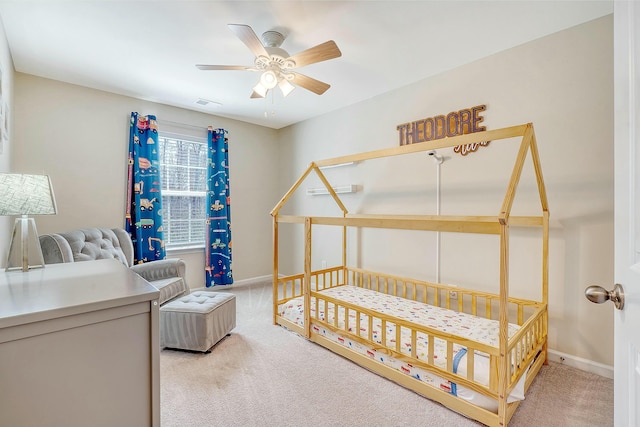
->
396, 105, 489, 155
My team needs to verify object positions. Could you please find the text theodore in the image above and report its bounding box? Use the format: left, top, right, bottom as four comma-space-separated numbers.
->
396, 105, 489, 155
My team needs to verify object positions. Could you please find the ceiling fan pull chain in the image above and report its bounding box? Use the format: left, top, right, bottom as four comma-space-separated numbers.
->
263, 95, 268, 118
270, 90, 276, 117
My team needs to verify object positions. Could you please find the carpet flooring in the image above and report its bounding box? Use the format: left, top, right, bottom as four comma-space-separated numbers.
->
160, 282, 613, 427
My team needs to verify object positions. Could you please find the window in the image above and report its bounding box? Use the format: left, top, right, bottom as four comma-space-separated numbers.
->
158, 134, 207, 250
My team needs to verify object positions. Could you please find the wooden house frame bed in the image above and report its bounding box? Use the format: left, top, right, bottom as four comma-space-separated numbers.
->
271, 123, 549, 427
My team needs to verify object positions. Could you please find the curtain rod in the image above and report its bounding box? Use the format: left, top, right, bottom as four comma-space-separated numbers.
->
157, 119, 208, 131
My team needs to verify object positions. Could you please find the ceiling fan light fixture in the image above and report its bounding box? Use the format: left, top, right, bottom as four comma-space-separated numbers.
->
196, 24, 341, 99
278, 79, 295, 97
260, 70, 278, 89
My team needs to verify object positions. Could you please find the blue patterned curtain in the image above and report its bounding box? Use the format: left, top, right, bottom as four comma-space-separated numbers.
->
125, 112, 166, 263
205, 127, 233, 286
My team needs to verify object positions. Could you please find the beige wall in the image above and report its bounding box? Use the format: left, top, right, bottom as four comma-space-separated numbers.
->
276, 16, 614, 366
0, 18, 14, 264
11, 74, 280, 287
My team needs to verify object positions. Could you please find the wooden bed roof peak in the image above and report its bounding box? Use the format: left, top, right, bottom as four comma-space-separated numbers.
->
271, 122, 549, 229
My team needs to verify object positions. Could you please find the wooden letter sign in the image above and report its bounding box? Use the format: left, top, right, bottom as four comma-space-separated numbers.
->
396, 105, 489, 155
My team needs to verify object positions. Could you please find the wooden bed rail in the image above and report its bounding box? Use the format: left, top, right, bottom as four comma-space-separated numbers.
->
275, 266, 543, 329
507, 305, 546, 385
275, 266, 345, 305
345, 267, 541, 325
309, 290, 498, 396
276, 213, 544, 235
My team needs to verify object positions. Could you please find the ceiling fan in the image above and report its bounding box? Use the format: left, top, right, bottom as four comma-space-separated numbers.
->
196, 24, 342, 99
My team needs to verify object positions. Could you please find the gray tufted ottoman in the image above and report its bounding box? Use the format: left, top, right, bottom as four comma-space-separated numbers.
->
160, 291, 236, 352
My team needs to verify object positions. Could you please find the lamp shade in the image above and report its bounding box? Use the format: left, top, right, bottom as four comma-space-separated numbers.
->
0, 174, 57, 216
278, 79, 295, 97
252, 82, 268, 98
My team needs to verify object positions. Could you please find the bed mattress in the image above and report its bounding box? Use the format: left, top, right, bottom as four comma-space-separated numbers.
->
278, 285, 527, 412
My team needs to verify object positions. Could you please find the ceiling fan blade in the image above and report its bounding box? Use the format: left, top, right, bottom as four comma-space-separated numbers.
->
250, 91, 264, 99
196, 64, 254, 71
291, 73, 331, 95
287, 40, 342, 68
228, 24, 269, 58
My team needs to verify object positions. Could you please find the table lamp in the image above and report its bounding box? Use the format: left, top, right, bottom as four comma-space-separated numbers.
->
0, 174, 57, 272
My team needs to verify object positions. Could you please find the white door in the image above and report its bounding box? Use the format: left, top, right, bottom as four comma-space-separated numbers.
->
612, 1, 640, 425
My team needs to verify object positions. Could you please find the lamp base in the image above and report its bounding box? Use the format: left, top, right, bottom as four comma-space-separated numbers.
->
6, 216, 46, 272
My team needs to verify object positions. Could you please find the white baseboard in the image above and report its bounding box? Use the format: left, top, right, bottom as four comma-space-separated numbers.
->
547, 349, 613, 379
231, 275, 273, 287
190, 274, 272, 292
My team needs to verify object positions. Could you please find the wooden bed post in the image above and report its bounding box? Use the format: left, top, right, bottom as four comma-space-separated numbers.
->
498, 223, 510, 426
342, 219, 347, 282
304, 217, 312, 339
529, 126, 550, 366
309, 164, 350, 284
272, 215, 279, 325
542, 210, 550, 363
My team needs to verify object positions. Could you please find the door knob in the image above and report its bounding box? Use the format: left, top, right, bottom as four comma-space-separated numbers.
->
584, 283, 625, 310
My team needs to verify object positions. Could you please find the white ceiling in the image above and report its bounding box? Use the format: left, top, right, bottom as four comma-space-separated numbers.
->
0, 1, 612, 129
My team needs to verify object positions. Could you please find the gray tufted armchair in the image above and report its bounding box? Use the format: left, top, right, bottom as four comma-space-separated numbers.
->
39, 228, 189, 305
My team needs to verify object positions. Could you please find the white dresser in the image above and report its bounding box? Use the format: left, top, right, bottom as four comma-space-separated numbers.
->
0, 259, 160, 427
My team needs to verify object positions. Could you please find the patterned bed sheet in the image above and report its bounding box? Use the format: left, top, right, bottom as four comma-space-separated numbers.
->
278, 285, 527, 412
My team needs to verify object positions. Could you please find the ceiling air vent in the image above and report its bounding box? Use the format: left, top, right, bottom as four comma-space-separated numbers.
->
195, 98, 221, 107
